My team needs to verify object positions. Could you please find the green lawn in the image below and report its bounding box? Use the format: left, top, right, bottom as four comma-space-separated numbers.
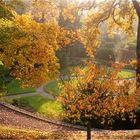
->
117, 69, 136, 79
60, 67, 73, 75
61, 65, 135, 78
14, 95, 63, 120
6, 80, 35, 96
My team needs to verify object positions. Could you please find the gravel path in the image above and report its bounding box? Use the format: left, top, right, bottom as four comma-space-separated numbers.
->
3, 83, 54, 100
3, 77, 136, 100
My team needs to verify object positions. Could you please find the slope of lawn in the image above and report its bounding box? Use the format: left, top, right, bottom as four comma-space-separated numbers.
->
14, 95, 63, 120
6, 80, 35, 96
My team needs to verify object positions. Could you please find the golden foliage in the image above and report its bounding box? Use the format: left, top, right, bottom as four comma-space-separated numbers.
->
62, 0, 137, 56
0, 13, 78, 87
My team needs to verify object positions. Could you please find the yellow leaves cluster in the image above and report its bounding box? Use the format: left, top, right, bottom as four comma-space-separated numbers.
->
32, 0, 59, 23
130, 59, 137, 68
57, 28, 80, 48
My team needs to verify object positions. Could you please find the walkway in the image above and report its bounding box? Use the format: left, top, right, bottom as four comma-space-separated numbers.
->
3, 77, 136, 100
2, 83, 55, 100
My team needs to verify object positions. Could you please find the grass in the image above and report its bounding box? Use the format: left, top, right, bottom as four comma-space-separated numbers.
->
6, 80, 35, 96
43, 80, 61, 97
14, 95, 63, 120
60, 66, 73, 75
118, 69, 136, 79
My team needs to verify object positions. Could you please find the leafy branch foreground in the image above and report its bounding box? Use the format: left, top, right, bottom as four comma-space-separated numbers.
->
0, 126, 140, 140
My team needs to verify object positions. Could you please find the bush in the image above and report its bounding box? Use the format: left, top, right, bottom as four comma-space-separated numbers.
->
117, 48, 136, 63
124, 64, 135, 70
95, 48, 115, 65
12, 98, 29, 108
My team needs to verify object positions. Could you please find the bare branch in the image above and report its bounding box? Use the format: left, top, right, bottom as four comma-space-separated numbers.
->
97, 0, 121, 26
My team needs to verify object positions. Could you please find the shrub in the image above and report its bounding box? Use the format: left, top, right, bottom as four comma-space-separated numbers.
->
95, 48, 115, 65
60, 62, 139, 131
12, 98, 29, 108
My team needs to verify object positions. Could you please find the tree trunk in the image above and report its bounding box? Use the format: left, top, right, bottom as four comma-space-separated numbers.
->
87, 120, 91, 140
132, 0, 140, 88
136, 18, 140, 88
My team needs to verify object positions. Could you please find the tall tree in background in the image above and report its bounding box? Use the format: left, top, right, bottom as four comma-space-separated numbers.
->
82, 0, 140, 87
31, 0, 59, 23
132, 0, 140, 87
3, 0, 30, 14
57, 0, 87, 69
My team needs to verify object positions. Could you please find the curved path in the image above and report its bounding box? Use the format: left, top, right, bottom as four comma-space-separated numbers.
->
36, 83, 55, 100
2, 83, 55, 100
3, 77, 136, 100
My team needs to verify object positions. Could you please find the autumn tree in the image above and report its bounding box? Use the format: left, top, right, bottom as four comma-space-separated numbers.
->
60, 62, 139, 140
31, 0, 59, 23
0, 1, 16, 93
0, 1, 79, 88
